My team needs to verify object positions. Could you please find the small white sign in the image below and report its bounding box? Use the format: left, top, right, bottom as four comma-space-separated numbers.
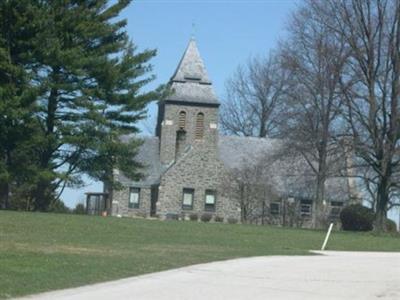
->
183, 193, 193, 206
210, 123, 217, 129
205, 194, 215, 204
165, 120, 173, 125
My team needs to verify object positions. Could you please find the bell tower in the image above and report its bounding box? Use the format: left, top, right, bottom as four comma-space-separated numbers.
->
156, 39, 220, 165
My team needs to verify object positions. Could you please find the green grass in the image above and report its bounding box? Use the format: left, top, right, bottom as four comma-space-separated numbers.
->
0, 211, 399, 298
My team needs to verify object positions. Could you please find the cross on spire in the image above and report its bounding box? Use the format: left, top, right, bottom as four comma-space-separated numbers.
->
191, 21, 196, 40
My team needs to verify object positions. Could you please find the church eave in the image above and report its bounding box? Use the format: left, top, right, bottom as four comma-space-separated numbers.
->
164, 99, 220, 108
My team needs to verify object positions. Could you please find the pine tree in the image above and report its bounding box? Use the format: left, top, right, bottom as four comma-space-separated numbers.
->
0, 1, 40, 209
1, 0, 158, 210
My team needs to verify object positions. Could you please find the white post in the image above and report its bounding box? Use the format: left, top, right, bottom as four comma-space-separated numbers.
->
321, 223, 334, 251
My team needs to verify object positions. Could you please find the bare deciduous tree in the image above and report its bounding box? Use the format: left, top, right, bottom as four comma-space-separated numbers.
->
310, 0, 400, 231
220, 54, 289, 138
279, 3, 349, 228
221, 153, 281, 224
219, 0, 400, 231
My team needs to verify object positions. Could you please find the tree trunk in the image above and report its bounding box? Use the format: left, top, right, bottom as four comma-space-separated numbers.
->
312, 177, 326, 229
375, 177, 389, 232
259, 116, 267, 138
31, 76, 59, 211
312, 147, 327, 229
239, 184, 246, 223
261, 201, 266, 225
1, 151, 11, 209
0, 182, 9, 210
32, 180, 53, 211
375, 208, 386, 232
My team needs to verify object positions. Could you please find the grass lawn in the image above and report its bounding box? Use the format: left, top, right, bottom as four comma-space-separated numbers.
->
0, 211, 399, 298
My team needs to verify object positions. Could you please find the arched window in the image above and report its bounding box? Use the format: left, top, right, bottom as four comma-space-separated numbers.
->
195, 112, 204, 140
178, 111, 186, 130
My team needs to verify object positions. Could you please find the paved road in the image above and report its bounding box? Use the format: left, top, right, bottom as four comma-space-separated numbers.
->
18, 251, 400, 300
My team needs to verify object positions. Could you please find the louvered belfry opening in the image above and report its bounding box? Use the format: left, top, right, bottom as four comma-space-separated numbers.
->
158, 39, 220, 165
195, 112, 204, 140
178, 111, 186, 130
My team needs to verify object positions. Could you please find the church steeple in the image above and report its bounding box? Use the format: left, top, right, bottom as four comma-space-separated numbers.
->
164, 39, 219, 106
157, 38, 220, 164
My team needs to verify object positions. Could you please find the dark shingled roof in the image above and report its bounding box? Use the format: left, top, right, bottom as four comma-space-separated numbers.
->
165, 39, 219, 105
217, 135, 350, 202
218, 135, 279, 169
117, 136, 163, 187
119, 135, 350, 201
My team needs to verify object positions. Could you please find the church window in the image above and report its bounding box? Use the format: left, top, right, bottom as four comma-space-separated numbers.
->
129, 188, 140, 209
178, 111, 186, 130
300, 199, 312, 217
204, 190, 216, 211
195, 112, 204, 139
329, 201, 343, 218
182, 188, 194, 210
270, 202, 280, 215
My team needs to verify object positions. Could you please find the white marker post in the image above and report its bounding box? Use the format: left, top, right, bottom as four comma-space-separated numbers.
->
321, 223, 334, 251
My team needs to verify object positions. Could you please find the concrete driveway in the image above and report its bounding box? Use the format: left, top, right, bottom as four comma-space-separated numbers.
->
18, 251, 400, 300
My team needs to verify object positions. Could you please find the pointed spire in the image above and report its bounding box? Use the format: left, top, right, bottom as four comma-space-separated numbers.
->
166, 39, 219, 106
171, 38, 211, 84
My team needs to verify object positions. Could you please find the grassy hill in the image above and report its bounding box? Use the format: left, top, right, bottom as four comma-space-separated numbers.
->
0, 211, 399, 298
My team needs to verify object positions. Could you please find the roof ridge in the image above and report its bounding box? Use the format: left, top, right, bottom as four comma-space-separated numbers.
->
219, 135, 277, 142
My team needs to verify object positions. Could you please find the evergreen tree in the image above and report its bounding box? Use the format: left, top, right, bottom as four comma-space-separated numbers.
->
1, 0, 158, 210
31, 0, 158, 210
0, 1, 40, 209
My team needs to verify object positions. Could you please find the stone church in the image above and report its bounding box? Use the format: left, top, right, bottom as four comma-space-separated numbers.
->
87, 39, 358, 225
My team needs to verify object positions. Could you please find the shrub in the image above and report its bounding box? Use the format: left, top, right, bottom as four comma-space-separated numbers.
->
136, 212, 147, 218
165, 213, 179, 221
214, 216, 224, 222
48, 200, 71, 214
340, 204, 374, 231
227, 217, 238, 224
73, 203, 86, 215
386, 218, 398, 233
200, 213, 212, 222
189, 213, 199, 221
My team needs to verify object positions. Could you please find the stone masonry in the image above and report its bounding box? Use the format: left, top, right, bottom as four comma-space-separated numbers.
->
109, 38, 241, 222
106, 38, 355, 225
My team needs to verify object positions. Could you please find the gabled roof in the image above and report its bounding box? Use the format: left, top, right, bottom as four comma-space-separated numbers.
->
218, 135, 350, 202
218, 135, 280, 170
117, 136, 164, 187
165, 39, 219, 106
118, 135, 351, 201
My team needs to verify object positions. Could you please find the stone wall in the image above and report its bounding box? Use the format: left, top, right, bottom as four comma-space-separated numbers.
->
158, 103, 219, 164
111, 186, 151, 217
157, 141, 240, 222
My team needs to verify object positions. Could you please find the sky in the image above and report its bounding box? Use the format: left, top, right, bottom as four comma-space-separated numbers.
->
61, 0, 299, 208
